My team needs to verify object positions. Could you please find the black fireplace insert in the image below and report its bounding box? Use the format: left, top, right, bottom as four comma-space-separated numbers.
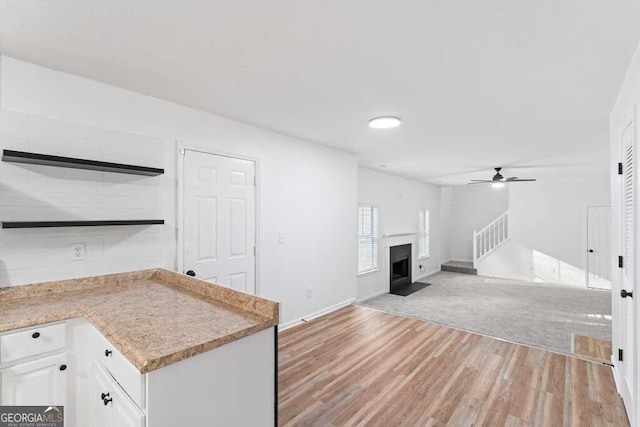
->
389, 244, 411, 292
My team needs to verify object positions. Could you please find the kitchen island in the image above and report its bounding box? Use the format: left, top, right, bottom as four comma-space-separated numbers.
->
0, 269, 279, 427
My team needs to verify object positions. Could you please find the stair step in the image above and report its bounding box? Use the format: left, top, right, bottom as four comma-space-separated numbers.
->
441, 261, 477, 275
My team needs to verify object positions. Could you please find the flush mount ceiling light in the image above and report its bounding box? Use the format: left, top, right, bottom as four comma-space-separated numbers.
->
368, 116, 401, 129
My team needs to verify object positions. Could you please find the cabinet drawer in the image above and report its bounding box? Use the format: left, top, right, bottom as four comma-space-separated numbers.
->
91, 329, 144, 409
0, 323, 66, 364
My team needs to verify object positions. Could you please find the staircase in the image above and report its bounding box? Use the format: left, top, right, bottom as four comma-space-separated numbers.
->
441, 260, 477, 275
473, 211, 509, 268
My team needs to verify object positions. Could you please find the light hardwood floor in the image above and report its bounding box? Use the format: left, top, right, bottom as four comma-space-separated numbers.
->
278, 305, 628, 427
573, 335, 613, 365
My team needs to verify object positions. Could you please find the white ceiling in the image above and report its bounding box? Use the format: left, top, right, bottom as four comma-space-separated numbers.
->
1, 0, 639, 184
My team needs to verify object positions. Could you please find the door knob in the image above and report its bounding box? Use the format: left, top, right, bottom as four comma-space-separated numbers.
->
588, 249, 594, 253
103, 397, 113, 406
101, 392, 110, 400
185, 270, 196, 277
621, 289, 633, 298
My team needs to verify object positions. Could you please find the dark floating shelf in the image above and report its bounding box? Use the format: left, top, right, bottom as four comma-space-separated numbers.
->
2, 150, 164, 176
2, 220, 165, 229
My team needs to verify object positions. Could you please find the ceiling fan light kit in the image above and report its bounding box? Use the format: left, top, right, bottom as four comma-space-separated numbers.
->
468, 167, 537, 187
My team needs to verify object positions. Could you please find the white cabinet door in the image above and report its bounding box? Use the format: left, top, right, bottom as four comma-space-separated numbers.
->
111, 388, 145, 427
90, 360, 144, 427
0, 353, 67, 406
89, 360, 112, 427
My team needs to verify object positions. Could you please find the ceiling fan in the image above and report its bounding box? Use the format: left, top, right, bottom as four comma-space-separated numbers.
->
468, 167, 536, 188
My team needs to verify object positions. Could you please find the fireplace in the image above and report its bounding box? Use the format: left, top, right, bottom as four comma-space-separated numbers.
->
389, 244, 412, 292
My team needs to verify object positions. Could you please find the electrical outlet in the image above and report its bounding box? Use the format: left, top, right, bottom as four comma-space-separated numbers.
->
70, 243, 86, 261
306, 287, 313, 299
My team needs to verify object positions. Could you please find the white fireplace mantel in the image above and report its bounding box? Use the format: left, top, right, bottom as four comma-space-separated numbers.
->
383, 232, 417, 248
382, 232, 417, 238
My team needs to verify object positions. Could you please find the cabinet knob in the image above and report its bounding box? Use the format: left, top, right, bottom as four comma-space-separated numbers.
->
101, 392, 110, 400
105, 349, 112, 357
59, 364, 67, 371
103, 397, 113, 406
186, 270, 196, 277
32, 332, 40, 339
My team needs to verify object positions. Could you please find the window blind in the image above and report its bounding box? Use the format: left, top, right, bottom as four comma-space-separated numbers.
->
358, 205, 378, 273
418, 208, 430, 258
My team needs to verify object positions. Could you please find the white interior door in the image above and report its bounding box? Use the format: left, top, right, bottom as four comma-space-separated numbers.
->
183, 150, 256, 294
586, 206, 612, 290
619, 110, 636, 414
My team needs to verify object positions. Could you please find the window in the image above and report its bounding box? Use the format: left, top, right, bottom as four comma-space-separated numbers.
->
358, 205, 378, 274
418, 208, 430, 258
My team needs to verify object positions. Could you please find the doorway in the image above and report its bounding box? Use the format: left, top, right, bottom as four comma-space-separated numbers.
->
586, 206, 612, 290
181, 149, 257, 294
617, 106, 636, 416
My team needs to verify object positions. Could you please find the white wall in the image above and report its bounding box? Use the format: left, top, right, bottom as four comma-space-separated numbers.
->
0, 109, 171, 285
0, 56, 358, 326
476, 172, 610, 286
510, 173, 609, 272
357, 167, 446, 300
439, 186, 453, 262
609, 41, 640, 427
449, 185, 509, 261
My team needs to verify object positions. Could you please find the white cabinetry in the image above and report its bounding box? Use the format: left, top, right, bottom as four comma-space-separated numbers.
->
0, 323, 69, 408
89, 360, 144, 427
0, 320, 275, 427
0, 352, 67, 406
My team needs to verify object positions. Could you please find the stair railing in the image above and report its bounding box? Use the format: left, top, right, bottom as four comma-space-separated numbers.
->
473, 211, 509, 268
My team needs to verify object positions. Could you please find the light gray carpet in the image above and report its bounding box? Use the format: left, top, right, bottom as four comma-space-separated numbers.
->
359, 271, 611, 356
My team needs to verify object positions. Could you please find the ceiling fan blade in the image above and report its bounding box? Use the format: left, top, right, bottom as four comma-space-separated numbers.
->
468, 181, 492, 185
506, 177, 518, 180
469, 180, 491, 182
507, 178, 537, 182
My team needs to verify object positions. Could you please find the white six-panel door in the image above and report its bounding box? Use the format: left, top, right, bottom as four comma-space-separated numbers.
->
183, 150, 256, 294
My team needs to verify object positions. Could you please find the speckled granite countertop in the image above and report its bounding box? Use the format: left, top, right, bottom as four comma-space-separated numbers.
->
0, 269, 279, 373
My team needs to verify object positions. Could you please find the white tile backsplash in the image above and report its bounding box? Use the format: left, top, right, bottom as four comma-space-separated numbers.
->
0, 109, 169, 287
0, 110, 28, 136
30, 115, 104, 141
29, 131, 104, 159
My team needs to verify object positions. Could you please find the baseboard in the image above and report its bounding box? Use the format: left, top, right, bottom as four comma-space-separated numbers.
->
278, 298, 355, 331
475, 272, 528, 282
611, 356, 622, 393
356, 289, 388, 303
415, 267, 440, 282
